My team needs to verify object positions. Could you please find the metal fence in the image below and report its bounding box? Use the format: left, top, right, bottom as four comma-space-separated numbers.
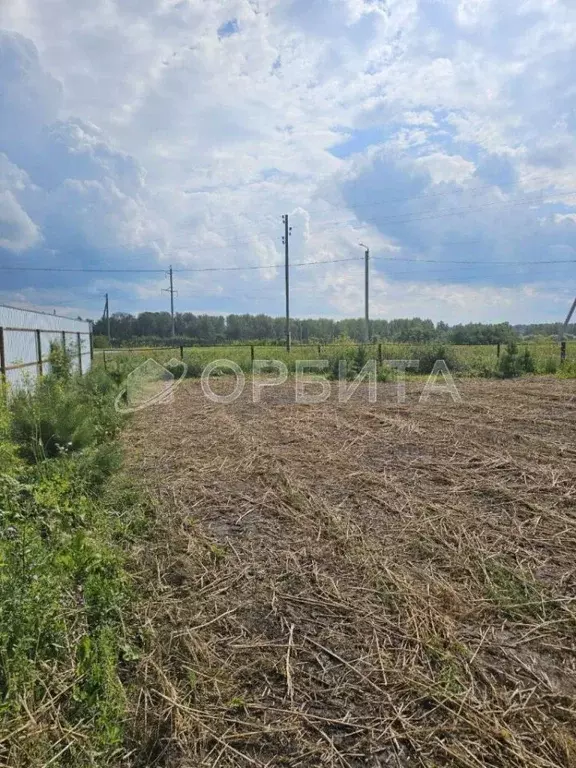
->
0, 305, 93, 390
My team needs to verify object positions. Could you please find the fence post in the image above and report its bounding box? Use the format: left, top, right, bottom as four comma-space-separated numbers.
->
318, 344, 321, 356
561, 340, 567, 363
89, 324, 94, 362
36, 329, 43, 376
103, 349, 107, 372
0, 327, 5, 395
180, 345, 184, 361
497, 342, 501, 359
251, 345, 255, 363
378, 343, 383, 365
77, 332, 83, 375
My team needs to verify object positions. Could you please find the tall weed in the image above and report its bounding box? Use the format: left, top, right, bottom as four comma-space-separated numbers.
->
0, 357, 142, 765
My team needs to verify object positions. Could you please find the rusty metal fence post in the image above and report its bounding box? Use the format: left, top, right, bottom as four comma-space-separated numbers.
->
36, 329, 43, 376
77, 332, 82, 374
0, 327, 5, 397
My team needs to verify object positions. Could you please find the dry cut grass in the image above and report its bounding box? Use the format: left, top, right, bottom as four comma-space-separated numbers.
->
123, 377, 576, 767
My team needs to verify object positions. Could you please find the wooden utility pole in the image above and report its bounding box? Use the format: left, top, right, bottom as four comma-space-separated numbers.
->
282, 215, 292, 352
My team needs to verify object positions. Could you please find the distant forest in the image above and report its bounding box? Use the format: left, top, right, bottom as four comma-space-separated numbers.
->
92, 312, 575, 346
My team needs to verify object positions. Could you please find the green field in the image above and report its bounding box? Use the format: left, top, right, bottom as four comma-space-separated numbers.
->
94, 340, 575, 378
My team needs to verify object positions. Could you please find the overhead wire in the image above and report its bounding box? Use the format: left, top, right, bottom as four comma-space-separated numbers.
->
2, 255, 576, 274
158, 183, 576, 253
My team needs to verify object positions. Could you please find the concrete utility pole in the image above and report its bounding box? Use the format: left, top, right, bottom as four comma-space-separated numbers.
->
560, 294, 576, 362
162, 266, 177, 338
359, 243, 370, 343
282, 215, 292, 352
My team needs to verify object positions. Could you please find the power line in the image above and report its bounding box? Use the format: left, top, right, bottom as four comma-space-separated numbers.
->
179, 175, 567, 236
371, 256, 576, 266
0, 185, 566, 272
1, 256, 576, 275
0, 266, 166, 273
316, 176, 562, 216
176, 264, 576, 301
135, 186, 576, 258
314, 188, 576, 235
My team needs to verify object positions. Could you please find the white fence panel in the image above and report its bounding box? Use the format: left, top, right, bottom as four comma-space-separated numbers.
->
0, 305, 93, 390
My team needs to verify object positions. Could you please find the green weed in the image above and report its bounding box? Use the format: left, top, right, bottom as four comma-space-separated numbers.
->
482, 560, 546, 621
0, 360, 145, 766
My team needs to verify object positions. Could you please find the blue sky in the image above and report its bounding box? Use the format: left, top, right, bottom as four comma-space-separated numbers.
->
1, 0, 576, 324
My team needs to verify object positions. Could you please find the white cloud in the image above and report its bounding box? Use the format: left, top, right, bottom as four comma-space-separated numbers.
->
414, 152, 476, 185
1, 0, 576, 322
0, 190, 40, 251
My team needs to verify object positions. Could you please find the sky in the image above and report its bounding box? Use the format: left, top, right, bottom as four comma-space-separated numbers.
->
1, 0, 576, 325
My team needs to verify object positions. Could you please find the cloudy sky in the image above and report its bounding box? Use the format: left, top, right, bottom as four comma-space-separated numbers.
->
1, 0, 576, 324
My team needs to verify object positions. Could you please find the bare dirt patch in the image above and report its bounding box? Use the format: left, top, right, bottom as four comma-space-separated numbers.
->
124, 378, 576, 767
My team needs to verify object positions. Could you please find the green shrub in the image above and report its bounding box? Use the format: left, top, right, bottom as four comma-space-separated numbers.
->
93, 335, 109, 349
48, 340, 73, 382
9, 367, 122, 463
497, 342, 536, 378
411, 344, 463, 375
558, 360, 576, 379
521, 348, 536, 374
377, 364, 395, 382
0, 352, 143, 764
543, 357, 558, 374
0, 396, 21, 476
183, 358, 205, 378
11, 379, 96, 461
167, 357, 204, 379
327, 345, 373, 380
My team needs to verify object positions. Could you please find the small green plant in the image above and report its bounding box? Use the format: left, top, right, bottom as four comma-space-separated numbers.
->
411, 344, 463, 375
377, 364, 395, 382
0, 359, 145, 765
9, 366, 122, 462
543, 357, 558, 374
521, 347, 536, 373
92, 335, 109, 349
327, 345, 373, 380
497, 342, 536, 378
0, 395, 21, 476
482, 560, 545, 621
48, 340, 73, 382
558, 360, 576, 379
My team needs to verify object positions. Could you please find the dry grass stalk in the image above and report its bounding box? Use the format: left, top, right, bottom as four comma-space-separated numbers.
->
122, 378, 576, 767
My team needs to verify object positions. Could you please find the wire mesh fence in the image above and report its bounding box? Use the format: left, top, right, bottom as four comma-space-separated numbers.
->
93, 339, 573, 377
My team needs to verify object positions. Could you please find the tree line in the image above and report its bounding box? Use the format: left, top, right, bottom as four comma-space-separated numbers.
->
92, 311, 575, 346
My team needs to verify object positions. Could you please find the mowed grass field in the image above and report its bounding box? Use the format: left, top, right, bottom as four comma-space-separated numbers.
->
123, 377, 576, 767
94, 340, 574, 377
